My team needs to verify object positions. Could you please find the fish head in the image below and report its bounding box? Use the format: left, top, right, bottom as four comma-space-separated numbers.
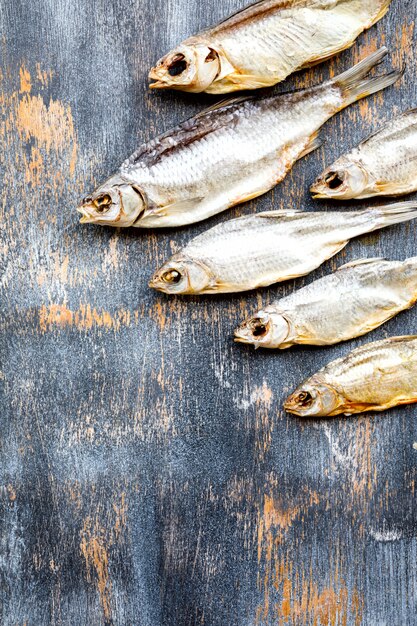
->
78, 177, 147, 227
284, 380, 341, 418
149, 43, 221, 93
311, 159, 369, 200
234, 311, 290, 349
149, 256, 213, 294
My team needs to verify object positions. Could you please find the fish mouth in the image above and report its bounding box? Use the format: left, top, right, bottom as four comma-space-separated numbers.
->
149, 79, 170, 90
234, 317, 270, 346
77, 205, 97, 224
310, 185, 330, 199
148, 68, 171, 89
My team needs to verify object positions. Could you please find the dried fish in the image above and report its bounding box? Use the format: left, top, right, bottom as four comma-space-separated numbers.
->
78, 49, 401, 229
284, 336, 417, 417
149, 202, 417, 295
149, 0, 392, 94
312, 109, 417, 199
235, 257, 417, 348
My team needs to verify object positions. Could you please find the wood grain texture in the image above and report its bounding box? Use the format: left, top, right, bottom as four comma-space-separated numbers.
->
1, 1, 417, 624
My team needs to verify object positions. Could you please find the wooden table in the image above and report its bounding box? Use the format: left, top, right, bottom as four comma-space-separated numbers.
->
1, 1, 417, 624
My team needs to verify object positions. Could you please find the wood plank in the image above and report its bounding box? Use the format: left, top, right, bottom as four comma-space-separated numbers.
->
1, 1, 416, 624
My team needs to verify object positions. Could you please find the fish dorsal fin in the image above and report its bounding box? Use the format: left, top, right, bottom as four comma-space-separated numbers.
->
194, 96, 253, 119
337, 257, 386, 271
257, 210, 303, 219
360, 108, 417, 147
213, 0, 311, 30
384, 335, 417, 345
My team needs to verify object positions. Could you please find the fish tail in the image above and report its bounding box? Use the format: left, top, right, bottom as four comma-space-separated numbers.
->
334, 47, 403, 108
374, 201, 417, 229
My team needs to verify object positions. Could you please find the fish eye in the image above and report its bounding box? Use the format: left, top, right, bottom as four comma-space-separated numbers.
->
94, 194, 112, 213
168, 54, 188, 77
324, 171, 345, 190
162, 270, 182, 284
297, 391, 314, 408
249, 318, 268, 338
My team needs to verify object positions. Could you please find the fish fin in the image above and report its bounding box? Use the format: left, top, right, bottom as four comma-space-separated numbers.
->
257, 210, 302, 219
194, 96, 253, 119
359, 109, 417, 148
154, 197, 206, 217
373, 179, 417, 195
214, 0, 303, 29
385, 335, 417, 344
297, 132, 322, 160
375, 201, 417, 228
230, 188, 272, 206
334, 47, 403, 108
216, 72, 279, 91
337, 257, 386, 271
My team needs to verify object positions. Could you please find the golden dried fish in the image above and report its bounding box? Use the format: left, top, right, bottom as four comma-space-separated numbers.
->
284, 336, 417, 417
149, 202, 417, 295
311, 109, 417, 199
78, 49, 400, 229
235, 257, 417, 348
149, 0, 392, 94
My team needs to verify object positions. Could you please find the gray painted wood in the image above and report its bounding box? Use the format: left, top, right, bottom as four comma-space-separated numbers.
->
1, 1, 417, 624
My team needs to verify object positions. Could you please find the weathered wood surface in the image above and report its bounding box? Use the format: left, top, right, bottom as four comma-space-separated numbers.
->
1, 1, 417, 624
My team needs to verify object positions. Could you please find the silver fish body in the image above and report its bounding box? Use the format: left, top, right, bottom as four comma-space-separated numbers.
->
149, 0, 392, 94
149, 202, 417, 295
284, 336, 417, 417
235, 257, 417, 348
311, 109, 417, 200
78, 49, 400, 229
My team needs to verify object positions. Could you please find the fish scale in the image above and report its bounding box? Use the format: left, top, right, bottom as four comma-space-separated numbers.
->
235, 258, 417, 348
285, 336, 417, 417
150, 203, 417, 295
312, 109, 417, 200
79, 48, 401, 229
149, 0, 392, 94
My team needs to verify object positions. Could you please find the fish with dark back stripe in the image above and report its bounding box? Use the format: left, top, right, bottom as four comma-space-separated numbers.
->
78, 49, 401, 229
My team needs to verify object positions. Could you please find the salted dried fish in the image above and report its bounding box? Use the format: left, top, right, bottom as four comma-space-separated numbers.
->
311, 109, 417, 199
284, 336, 417, 417
149, 202, 417, 295
78, 49, 400, 229
149, 0, 392, 94
235, 257, 417, 348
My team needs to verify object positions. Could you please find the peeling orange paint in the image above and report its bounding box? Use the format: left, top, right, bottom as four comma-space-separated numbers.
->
36, 63, 53, 87
19, 66, 32, 93
7, 484, 16, 502
16, 93, 77, 175
257, 489, 320, 563
80, 517, 113, 622
39, 303, 132, 332
113, 492, 127, 540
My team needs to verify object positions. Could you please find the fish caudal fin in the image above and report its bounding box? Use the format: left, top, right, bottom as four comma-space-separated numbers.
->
375, 201, 417, 229
334, 47, 403, 108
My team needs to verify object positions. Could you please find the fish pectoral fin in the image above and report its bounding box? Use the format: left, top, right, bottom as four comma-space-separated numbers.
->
230, 187, 273, 206
374, 180, 408, 194
155, 197, 206, 217
337, 257, 386, 271
220, 72, 277, 90
297, 132, 323, 160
